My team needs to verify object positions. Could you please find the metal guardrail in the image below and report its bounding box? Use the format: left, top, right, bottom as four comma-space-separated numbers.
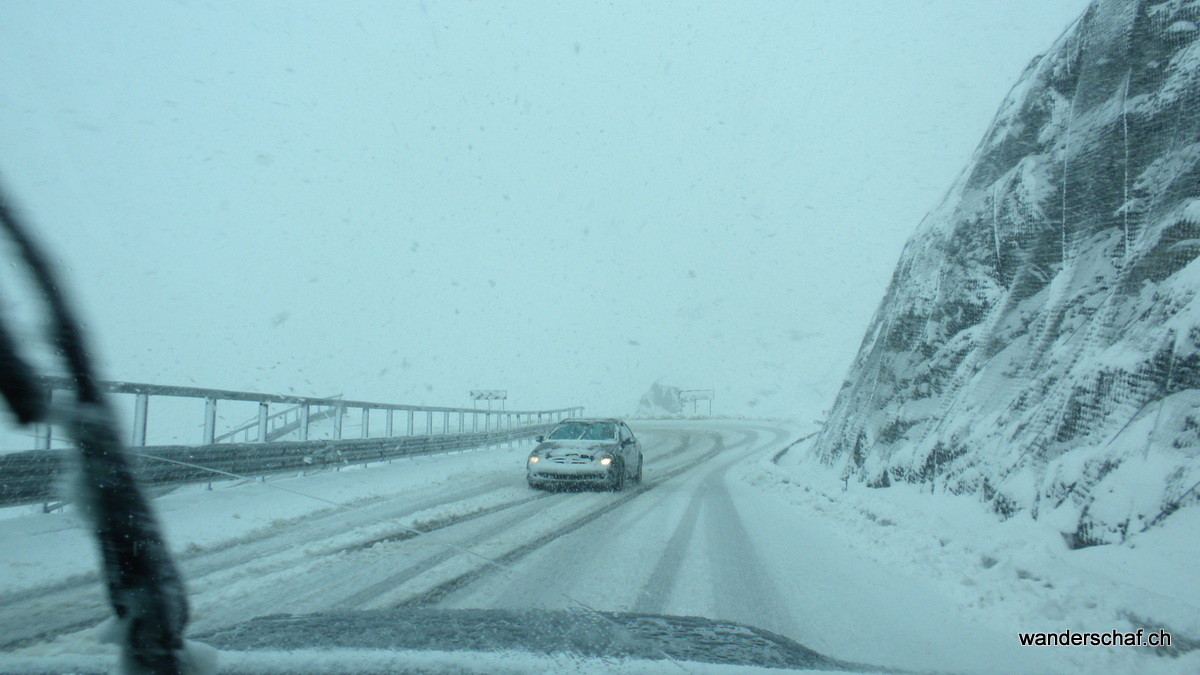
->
0, 424, 557, 507
214, 396, 342, 444
3, 377, 583, 508
28, 377, 583, 449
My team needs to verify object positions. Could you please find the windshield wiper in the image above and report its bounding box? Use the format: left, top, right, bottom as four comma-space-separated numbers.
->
0, 185, 194, 673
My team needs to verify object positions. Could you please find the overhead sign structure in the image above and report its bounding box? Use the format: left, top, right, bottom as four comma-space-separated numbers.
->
470, 389, 508, 410
677, 389, 714, 415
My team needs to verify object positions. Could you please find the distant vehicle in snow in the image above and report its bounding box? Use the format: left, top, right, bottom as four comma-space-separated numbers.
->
527, 418, 642, 491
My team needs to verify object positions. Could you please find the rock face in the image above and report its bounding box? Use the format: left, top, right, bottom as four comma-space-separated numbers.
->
636, 383, 684, 417
813, 0, 1200, 546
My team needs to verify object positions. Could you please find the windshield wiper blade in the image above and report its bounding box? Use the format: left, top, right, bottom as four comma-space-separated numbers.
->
0, 185, 192, 673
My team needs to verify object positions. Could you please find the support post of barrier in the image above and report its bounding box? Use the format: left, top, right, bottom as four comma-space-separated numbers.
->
299, 404, 310, 441
132, 393, 149, 446
386, 409, 394, 437
203, 398, 217, 445
361, 407, 370, 438
258, 402, 269, 442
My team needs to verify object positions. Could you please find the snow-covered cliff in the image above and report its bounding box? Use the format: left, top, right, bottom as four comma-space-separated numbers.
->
813, 0, 1200, 546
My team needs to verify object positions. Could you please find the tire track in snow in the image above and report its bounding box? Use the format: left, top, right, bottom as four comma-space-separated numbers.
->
703, 461, 797, 640
630, 423, 791, 616
192, 428, 711, 621
327, 502, 548, 612
631, 485, 705, 613
400, 424, 787, 610
392, 430, 728, 608
332, 430, 706, 610
0, 481, 542, 651
417, 422, 792, 622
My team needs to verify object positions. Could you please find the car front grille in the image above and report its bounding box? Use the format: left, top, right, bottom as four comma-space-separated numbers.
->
548, 454, 591, 464
536, 473, 597, 480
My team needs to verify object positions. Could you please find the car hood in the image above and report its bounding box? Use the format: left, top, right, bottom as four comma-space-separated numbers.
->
196, 608, 869, 672
535, 441, 618, 458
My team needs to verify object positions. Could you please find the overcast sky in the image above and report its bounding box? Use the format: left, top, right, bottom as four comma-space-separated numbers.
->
0, 0, 1090, 430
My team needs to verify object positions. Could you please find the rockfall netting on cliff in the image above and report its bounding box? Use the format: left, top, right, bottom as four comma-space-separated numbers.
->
813, 0, 1200, 546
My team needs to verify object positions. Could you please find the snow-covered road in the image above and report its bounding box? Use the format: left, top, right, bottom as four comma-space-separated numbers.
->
0, 424, 787, 653
2, 421, 1194, 673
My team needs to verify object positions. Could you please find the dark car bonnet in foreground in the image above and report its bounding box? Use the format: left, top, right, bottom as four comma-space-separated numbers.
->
199, 608, 870, 672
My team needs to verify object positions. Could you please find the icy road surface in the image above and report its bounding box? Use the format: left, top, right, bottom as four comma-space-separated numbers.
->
1, 421, 1186, 673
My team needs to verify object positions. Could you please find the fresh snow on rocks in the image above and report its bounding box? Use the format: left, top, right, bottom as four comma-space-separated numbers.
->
813, 0, 1200, 547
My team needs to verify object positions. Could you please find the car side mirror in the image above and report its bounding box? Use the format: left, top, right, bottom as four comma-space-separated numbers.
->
535, 435, 544, 443
621, 438, 633, 446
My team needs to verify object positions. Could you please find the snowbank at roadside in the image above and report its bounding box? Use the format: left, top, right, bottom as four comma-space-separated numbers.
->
0, 440, 533, 596
751, 436, 1199, 673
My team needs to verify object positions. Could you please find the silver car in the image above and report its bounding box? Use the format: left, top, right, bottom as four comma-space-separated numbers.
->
527, 419, 643, 491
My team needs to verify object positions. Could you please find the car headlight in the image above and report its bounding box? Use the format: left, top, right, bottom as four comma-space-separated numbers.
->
528, 455, 539, 463
599, 456, 612, 466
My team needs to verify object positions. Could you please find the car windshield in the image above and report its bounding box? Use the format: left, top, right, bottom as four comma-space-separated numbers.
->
3, 1, 1195, 673
547, 422, 616, 441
